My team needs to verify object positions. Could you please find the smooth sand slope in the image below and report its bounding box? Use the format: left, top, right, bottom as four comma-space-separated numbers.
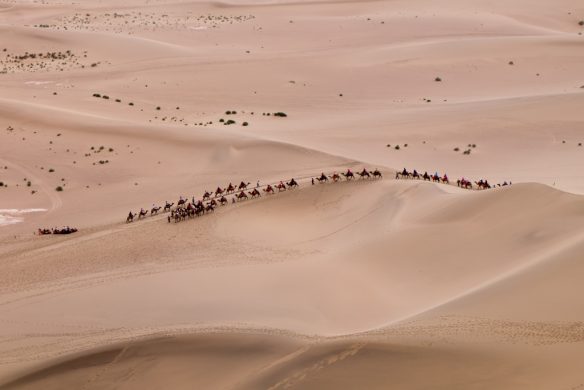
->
1, 0, 584, 388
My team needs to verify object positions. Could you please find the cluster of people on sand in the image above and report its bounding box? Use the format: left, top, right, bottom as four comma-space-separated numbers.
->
395, 168, 511, 190
37, 227, 78, 235
127, 168, 382, 223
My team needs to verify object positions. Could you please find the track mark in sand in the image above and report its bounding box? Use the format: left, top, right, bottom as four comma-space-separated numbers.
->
241, 344, 312, 386
266, 343, 364, 390
81, 345, 129, 390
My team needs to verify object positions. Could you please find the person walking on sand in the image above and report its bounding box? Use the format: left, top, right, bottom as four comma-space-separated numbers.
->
312, 178, 315, 185
256, 180, 260, 188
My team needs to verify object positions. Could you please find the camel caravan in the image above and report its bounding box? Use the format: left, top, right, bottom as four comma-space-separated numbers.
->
395, 168, 512, 190
126, 168, 383, 224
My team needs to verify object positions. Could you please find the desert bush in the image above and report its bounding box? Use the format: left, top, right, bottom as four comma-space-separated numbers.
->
225, 119, 236, 125
48, 168, 55, 172
434, 77, 442, 82
394, 145, 400, 150
454, 147, 460, 151
55, 186, 63, 192
93, 93, 101, 98
273, 112, 287, 117
242, 122, 249, 126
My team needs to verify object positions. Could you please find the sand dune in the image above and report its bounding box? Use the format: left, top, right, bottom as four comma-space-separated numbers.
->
1, 0, 583, 387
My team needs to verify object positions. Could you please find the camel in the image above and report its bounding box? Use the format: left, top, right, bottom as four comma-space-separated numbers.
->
163, 202, 174, 212
126, 212, 135, 223
457, 179, 472, 189
431, 174, 440, 182
226, 183, 236, 194
236, 191, 248, 201
329, 173, 341, 182
315, 173, 328, 183
395, 169, 410, 179
275, 182, 287, 192
411, 170, 421, 179
202, 191, 212, 201
205, 204, 215, 213
215, 187, 225, 196
177, 198, 187, 207
441, 175, 449, 184
138, 209, 148, 219
357, 169, 371, 179
151, 206, 161, 215
219, 196, 228, 205
475, 180, 491, 190
238, 181, 251, 190
249, 188, 261, 198
371, 169, 383, 179
422, 172, 431, 181
263, 185, 275, 194
286, 179, 299, 188
342, 170, 354, 180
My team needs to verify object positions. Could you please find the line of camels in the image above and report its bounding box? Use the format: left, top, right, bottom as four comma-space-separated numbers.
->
126, 167, 509, 224
126, 168, 383, 223
395, 168, 511, 190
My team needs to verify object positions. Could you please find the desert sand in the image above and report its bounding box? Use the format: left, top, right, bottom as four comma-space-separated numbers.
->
0, 0, 583, 388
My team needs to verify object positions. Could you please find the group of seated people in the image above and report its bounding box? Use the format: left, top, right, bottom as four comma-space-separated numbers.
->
38, 227, 78, 235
